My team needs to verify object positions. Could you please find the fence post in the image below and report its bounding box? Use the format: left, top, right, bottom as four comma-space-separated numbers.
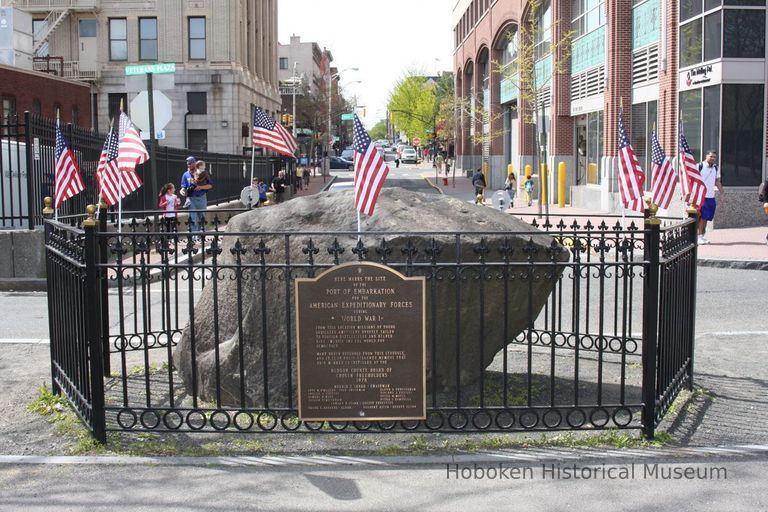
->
42, 197, 57, 394
686, 206, 699, 391
83, 204, 106, 443
641, 201, 661, 439
24, 112, 35, 229
98, 198, 111, 376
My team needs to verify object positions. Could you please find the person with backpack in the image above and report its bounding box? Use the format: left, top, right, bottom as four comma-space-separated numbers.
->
697, 150, 725, 245
471, 167, 487, 204
524, 174, 534, 207
759, 177, 768, 245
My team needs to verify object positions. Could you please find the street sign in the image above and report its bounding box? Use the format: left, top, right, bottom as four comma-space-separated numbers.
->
412, 137, 421, 146
341, 113, 354, 121
125, 62, 176, 75
130, 90, 173, 133
140, 130, 166, 140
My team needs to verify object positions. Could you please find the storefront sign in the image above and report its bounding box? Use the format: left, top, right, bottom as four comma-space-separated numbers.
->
295, 262, 426, 421
679, 63, 721, 91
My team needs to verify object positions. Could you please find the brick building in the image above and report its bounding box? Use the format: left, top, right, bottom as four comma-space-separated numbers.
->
12, 0, 280, 155
453, 0, 768, 228
0, 63, 91, 127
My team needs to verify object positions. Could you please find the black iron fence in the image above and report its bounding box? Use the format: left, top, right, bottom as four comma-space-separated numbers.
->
44, 206, 697, 443
1, 112, 289, 229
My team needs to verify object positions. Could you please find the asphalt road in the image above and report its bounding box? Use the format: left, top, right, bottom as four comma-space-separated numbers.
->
0, 456, 765, 511
1, 164, 766, 508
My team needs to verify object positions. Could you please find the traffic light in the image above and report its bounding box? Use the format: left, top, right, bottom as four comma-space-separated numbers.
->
287, 114, 294, 126
281, 113, 289, 125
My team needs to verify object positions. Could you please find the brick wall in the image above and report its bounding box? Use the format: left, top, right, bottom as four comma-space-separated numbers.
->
551, 0, 573, 157
0, 65, 91, 127
603, 0, 634, 157
658, 0, 679, 154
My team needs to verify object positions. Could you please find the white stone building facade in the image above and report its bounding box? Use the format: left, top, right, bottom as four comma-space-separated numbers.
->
15, 0, 281, 155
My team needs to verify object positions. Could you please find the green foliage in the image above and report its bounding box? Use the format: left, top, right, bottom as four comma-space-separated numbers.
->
368, 120, 388, 141
388, 74, 436, 140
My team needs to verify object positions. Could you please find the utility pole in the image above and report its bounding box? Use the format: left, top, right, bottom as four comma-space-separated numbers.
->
292, 61, 297, 137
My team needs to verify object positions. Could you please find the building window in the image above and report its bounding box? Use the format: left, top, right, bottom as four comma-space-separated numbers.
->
187, 92, 207, 114
71, 106, 79, 127
680, 3, 766, 68
723, 10, 765, 58
586, 110, 603, 185
721, 84, 763, 187
534, 0, 552, 60
680, 19, 703, 67
631, 101, 658, 190
108, 93, 128, 120
571, 0, 606, 39
32, 98, 42, 115
32, 19, 48, 57
188, 17, 206, 60
188, 129, 208, 151
109, 18, 127, 61
139, 17, 158, 61
279, 57, 288, 70
1, 96, 16, 126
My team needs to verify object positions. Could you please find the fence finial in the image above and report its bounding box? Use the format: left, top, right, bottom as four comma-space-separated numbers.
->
83, 204, 97, 227
42, 197, 54, 218
645, 197, 660, 225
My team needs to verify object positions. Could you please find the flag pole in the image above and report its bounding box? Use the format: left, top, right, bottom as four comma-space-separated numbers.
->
96, 117, 115, 219
54, 109, 60, 223
118, 100, 124, 234
249, 115, 256, 206
619, 97, 626, 233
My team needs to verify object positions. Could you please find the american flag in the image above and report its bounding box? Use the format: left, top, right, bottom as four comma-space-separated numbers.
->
96, 127, 142, 206
678, 123, 706, 209
117, 112, 149, 173
650, 132, 677, 210
617, 111, 646, 212
251, 107, 297, 158
352, 113, 389, 216
54, 119, 84, 208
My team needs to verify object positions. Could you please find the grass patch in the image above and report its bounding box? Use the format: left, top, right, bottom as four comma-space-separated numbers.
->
27, 384, 108, 455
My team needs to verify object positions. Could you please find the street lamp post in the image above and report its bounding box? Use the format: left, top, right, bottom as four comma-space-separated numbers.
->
326, 67, 359, 181
292, 61, 298, 138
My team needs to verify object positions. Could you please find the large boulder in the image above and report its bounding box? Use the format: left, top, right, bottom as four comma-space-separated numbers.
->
173, 187, 568, 408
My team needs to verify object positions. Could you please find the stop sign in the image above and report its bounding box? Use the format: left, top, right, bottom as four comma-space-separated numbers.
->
129, 90, 173, 132
412, 137, 421, 146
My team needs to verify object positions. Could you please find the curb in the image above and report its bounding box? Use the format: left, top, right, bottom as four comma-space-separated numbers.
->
422, 176, 444, 194
0, 278, 47, 292
320, 175, 338, 192
1, 444, 767, 469
697, 258, 768, 271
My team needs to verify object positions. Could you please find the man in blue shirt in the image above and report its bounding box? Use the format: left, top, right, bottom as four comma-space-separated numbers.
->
180, 156, 212, 232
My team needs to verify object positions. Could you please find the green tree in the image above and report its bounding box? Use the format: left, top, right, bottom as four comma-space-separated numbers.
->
388, 71, 457, 148
368, 120, 388, 141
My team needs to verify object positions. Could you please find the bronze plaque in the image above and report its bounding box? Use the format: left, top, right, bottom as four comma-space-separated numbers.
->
295, 262, 426, 421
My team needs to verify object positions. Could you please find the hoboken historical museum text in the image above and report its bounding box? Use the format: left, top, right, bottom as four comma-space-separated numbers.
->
446, 463, 728, 481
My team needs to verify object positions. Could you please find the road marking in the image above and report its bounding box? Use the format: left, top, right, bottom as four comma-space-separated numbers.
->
0, 338, 49, 344
697, 331, 768, 337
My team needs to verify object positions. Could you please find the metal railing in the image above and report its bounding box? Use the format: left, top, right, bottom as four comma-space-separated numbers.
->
1, 112, 287, 228
10, 0, 99, 11
44, 205, 698, 442
33, 57, 99, 81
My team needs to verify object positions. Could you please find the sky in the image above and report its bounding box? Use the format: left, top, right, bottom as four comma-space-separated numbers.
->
278, 0, 454, 128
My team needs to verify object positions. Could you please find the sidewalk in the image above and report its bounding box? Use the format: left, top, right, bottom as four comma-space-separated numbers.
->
424, 173, 768, 270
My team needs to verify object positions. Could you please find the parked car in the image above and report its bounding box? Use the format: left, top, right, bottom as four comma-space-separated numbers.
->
329, 156, 354, 170
340, 148, 354, 160
400, 147, 419, 163
382, 149, 398, 162
327, 180, 355, 192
